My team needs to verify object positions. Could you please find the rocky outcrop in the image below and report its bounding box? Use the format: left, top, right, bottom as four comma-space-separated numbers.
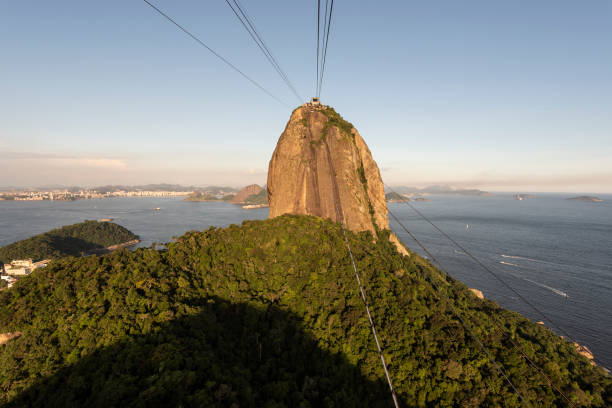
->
267, 106, 388, 234
469, 288, 484, 299
573, 342, 596, 365
232, 184, 263, 204
0, 332, 22, 345
267, 105, 408, 255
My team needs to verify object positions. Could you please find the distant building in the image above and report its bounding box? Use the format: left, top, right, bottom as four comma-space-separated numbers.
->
302, 97, 327, 110
11, 259, 33, 268
5, 267, 31, 276
2, 259, 47, 277
33, 259, 50, 269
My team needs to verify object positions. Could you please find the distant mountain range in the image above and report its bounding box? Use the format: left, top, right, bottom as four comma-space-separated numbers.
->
0, 184, 240, 194
387, 185, 490, 196
91, 184, 238, 194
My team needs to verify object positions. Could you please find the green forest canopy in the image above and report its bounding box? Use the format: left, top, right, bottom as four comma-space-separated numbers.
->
0, 221, 139, 264
0, 215, 609, 407
243, 189, 268, 205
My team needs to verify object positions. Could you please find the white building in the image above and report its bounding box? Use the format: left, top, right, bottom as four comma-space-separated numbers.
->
10, 259, 33, 268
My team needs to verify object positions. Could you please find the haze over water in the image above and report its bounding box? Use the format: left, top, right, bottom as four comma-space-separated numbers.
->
1, 193, 611, 368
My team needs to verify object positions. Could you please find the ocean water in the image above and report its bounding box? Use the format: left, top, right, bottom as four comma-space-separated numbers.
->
1, 194, 611, 369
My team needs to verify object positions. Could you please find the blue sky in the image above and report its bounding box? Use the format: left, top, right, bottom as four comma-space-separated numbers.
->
1, 0, 610, 192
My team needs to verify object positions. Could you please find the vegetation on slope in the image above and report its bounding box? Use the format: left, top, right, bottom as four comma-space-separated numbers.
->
183, 192, 218, 202
0, 215, 609, 407
0, 221, 138, 264
184, 192, 235, 202
243, 189, 268, 205
320, 106, 354, 139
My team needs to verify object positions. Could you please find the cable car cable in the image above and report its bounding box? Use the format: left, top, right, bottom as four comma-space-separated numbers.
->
318, 0, 334, 98
316, 0, 329, 96
316, 0, 321, 96
386, 205, 576, 407
323, 144, 400, 408
141, 0, 290, 107
232, 0, 302, 101
224, 0, 302, 103
385, 184, 605, 369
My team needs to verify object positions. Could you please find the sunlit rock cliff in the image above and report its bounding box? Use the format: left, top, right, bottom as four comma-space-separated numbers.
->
267, 104, 390, 236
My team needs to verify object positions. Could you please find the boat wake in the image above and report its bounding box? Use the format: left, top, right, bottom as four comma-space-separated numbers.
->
501, 254, 558, 266
523, 278, 569, 298
498, 261, 570, 297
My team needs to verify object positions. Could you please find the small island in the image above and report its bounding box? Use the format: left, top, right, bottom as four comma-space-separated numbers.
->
184, 184, 269, 209
385, 192, 408, 202
567, 196, 603, 202
0, 221, 139, 289
0, 220, 139, 264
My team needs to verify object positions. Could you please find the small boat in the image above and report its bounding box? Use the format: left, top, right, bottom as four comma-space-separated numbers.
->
153, 207, 161, 211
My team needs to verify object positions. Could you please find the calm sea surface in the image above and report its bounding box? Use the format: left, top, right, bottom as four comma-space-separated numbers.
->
1, 194, 611, 368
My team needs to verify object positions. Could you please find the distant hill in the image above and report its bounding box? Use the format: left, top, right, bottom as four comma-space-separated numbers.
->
0, 215, 608, 406
243, 188, 268, 205
92, 184, 196, 193
0, 221, 139, 263
183, 192, 235, 202
389, 185, 489, 196
232, 184, 264, 204
90, 184, 238, 194
183, 192, 218, 202
201, 186, 239, 195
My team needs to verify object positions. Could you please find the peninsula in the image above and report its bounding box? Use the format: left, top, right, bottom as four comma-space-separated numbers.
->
0, 220, 139, 264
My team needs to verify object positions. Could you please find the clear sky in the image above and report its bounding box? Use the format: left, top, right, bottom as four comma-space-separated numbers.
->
1, 1, 611, 192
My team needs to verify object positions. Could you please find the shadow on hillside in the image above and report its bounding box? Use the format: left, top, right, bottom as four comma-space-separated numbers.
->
0, 236, 96, 264
6, 297, 402, 408
46, 235, 107, 256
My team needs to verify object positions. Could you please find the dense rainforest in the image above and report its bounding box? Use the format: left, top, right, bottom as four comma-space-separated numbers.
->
0, 221, 138, 264
0, 215, 609, 407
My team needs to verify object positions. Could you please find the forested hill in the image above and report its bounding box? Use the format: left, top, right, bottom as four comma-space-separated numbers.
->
0, 221, 138, 263
0, 215, 609, 407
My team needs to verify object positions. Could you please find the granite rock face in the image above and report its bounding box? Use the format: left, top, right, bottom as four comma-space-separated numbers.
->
232, 184, 263, 204
267, 106, 390, 236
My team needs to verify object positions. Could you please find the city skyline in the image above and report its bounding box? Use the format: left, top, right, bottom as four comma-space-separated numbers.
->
2, 1, 611, 193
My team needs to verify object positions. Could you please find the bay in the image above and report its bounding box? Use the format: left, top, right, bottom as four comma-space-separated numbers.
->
1, 193, 611, 369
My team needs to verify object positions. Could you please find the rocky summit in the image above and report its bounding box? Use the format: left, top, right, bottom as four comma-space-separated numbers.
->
267, 105, 388, 235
